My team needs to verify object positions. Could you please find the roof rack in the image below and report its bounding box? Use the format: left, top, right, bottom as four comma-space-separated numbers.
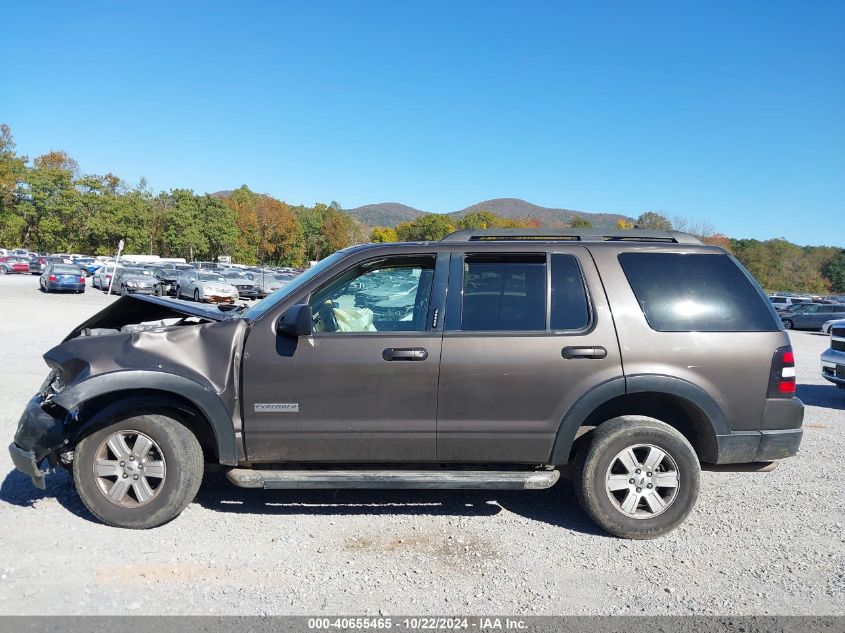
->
440, 228, 702, 245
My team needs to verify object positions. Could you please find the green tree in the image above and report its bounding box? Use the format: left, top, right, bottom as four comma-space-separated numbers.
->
570, 216, 592, 228
635, 211, 673, 230
396, 214, 456, 241
458, 210, 499, 229
824, 250, 845, 293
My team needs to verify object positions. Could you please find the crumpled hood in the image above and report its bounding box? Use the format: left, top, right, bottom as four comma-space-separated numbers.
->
64, 294, 241, 341
44, 295, 249, 399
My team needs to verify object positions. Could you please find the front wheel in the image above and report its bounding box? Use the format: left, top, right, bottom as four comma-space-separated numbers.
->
574, 416, 700, 539
0, 267, 7, 274
783, 319, 794, 330
72, 414, 204, 529
194, 289, 200, 302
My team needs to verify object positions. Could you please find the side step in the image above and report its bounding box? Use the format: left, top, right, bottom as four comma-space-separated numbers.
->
226, 468, 560, 490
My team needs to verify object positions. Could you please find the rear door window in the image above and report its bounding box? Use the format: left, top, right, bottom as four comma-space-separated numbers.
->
461, 255, 546, 331
619, 252, 780, 332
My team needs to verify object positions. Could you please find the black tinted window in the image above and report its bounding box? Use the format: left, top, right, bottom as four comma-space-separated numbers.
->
619, 253, 779, 332
461, 255, 546, 331
550, 254, 590, 330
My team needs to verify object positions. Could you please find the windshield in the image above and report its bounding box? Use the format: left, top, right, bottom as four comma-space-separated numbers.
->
224, 272, 250, 281
199, 273, 225, 282
243, 250, 347, 321
123, 268, 151, 276
53, 266, 82, 274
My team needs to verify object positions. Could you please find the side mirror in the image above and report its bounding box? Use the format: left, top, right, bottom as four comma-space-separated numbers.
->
277, 304, 313, 337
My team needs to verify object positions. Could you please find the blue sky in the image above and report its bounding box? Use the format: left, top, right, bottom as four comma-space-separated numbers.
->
2, 1, 842, 245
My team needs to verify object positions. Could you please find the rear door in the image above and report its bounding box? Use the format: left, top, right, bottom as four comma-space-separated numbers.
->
436, 247, 623, 463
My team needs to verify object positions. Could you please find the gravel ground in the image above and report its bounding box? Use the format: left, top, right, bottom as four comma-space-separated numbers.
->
0, 273, 842, 616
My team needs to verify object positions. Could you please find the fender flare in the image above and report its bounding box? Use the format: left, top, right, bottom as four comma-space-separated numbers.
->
549, 374, 729, 465
51, 370, 238, 465
549, 377, 626, 465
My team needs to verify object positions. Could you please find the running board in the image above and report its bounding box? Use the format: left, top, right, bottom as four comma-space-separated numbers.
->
226, 468, 560, 490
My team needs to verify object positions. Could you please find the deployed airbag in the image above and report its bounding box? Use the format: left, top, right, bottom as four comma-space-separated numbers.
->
333, 307, 376, 332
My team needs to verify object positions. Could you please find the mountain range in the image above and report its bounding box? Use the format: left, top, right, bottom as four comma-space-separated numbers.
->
345, 198, 634, 229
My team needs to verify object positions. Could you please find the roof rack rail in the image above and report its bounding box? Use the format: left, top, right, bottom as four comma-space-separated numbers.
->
440, 228, 702, 245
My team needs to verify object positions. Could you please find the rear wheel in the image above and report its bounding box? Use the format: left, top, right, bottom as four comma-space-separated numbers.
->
73, 414, 204, 529
783, 319, 794, 330
574, 416, 700, 539
0, 267, 7, 274
194, 289, 200, 302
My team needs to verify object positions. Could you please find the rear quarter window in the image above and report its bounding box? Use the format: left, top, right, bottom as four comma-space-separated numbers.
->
619, 252, 780, 332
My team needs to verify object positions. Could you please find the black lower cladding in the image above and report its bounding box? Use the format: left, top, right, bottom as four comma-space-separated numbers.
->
13, 396, 66, 460
715, 428, 803, 463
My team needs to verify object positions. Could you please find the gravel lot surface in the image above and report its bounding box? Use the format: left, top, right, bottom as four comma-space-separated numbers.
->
0, 273, 842, 616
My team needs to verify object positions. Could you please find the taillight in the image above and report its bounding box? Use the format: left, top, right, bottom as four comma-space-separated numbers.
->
767, 346, 796, 397
79, 276, 85, 282
48, 275, 56, 281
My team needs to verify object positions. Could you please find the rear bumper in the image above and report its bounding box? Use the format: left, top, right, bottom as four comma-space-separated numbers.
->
714, 397, 804, 463
46, 282, 85, 291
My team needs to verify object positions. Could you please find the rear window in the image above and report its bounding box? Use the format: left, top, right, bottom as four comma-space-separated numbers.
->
619, 253, 779, 332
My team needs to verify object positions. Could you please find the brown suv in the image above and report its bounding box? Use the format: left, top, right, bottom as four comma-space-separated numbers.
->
8, 229, 804, 538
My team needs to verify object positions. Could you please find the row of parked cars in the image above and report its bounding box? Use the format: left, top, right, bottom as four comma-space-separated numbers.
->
768, 294, 845, 332
90, 262, 302, 303
1, 248, 303, 303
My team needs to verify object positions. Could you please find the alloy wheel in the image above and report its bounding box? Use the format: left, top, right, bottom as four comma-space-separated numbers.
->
93, 431, 166, 508
605, 444, 679, 519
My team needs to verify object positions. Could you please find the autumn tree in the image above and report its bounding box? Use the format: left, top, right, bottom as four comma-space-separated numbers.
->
615, 218, 634, 229
370, 226, 399, 242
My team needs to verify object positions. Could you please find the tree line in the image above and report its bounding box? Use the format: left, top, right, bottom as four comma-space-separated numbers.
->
1, 124, 842, 291
0, 125, 364, 266
369, 210, 844, 294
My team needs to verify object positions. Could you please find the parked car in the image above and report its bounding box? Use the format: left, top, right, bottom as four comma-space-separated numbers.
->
769, 295, 813, 312
8, 228, 804, 538
30, 255, 73, 275
0, 256, 30, 274
220, 271, 259, 299
73, 257, 102, 276
822, 318, 845, 335
91, 265, 123, 291
820, 323, 845, 390
113, 267, 158, 296
781, 303, 845, 330
245, 269, 285, 298
177, 270, 239, 303
145, 266, 182, 296
39, 264, 86, 293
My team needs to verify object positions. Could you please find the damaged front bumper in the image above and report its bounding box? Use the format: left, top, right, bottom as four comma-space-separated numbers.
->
8, 394, 68, 490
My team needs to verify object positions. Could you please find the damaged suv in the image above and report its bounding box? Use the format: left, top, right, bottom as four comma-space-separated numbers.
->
9, 229, 804, 538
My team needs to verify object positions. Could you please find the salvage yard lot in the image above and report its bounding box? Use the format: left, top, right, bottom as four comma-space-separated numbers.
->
0, 273, 842, 615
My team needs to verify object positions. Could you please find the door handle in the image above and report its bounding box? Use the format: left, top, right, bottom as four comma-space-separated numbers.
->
562, 346, 607, 360
383, 347, 428, 361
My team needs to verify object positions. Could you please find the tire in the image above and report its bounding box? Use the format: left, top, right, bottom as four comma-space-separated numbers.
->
574, 415, 700, 539
154, 284, 162, 296
120, 285, 128, 296
72, 413, 203, 529
194, 289, 200, 302
0, 267, 7, 274
783, 319, 794, 330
